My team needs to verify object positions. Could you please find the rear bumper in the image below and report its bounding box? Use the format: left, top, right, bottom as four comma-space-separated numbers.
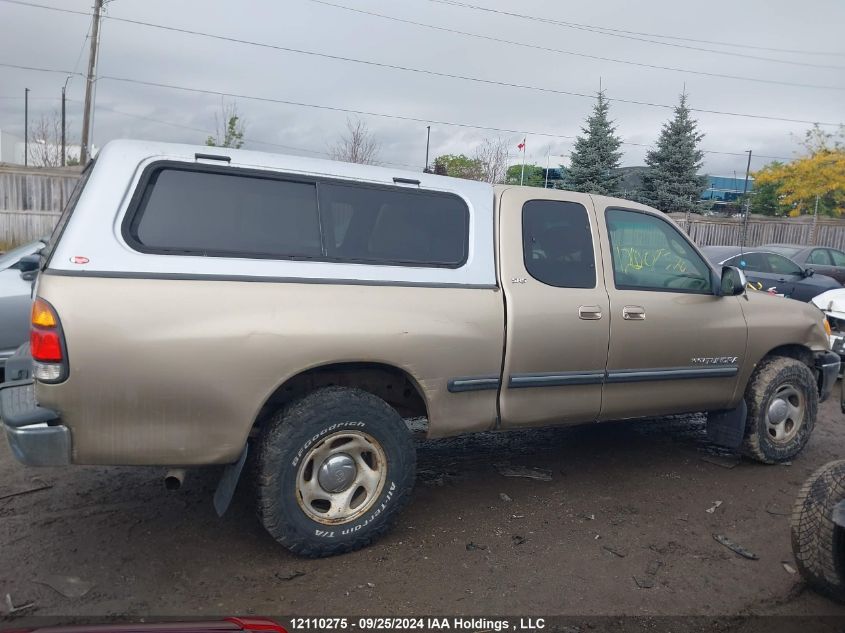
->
0, 379, 71, 466
815, 351, 840, 403
5, 420, 71, 466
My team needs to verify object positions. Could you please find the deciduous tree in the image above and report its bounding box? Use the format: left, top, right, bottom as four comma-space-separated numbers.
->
505, 164, 545, 187
329, 117, 380, 165
206, 101, 246, 149
28, 111, 78, 167
474, 137, 509, 184
754, 151, 845, 217
746, 169, 790, 217
431, 154, 483, 180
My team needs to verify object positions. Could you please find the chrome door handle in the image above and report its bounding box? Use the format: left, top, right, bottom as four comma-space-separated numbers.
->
578, 305, 602, 320
622, 305, 646, 320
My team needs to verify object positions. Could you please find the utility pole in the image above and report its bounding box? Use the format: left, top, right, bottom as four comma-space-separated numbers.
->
741, 149, 752, 246
24, 88, 29, 166
544, 147, 550, 188
424, 126, 430, 173
61, 84, 67, 167
80, 0, 104, 165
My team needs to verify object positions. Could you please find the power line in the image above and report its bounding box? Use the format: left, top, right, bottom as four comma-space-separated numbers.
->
0, 61, 808, 161
426, 0, 845, 69
97, 68, 839, 128
4, 0, 842, 63
308, 0, 845, 92
566, 25, 845, 59
93, 100, 792, 166
68, 25, 91, 81
0, 61, 77, 75
95, 74, 797, 162
0, 95, 61, 100
537, 21, 845, 58
75, 100, 423, 169
2, 0, 842, 125
58, 15, 845, 123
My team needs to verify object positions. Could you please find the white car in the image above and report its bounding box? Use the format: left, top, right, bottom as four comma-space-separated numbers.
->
812, 288, 845, 362
0, 240, 42, 374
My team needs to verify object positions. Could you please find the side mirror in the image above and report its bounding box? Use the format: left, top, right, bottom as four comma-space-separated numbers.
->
20, 269, 37, 282
804, 268, 815, 278
720, 266, 747, 296
17, 254, 40, 273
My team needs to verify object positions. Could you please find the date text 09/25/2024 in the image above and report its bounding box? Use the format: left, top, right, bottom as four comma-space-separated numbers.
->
288, 618, 546, 631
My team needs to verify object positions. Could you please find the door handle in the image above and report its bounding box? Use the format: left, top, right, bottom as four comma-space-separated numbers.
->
578, 305, 602, 320
622, 305, 646, 320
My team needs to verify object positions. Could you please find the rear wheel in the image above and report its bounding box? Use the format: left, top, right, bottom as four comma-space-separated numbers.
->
256, 386, 416, 557
791, 460, 845, 603
742, 356, 818, 464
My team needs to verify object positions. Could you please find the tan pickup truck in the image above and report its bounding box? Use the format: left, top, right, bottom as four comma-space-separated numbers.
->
1, 140, 839, 557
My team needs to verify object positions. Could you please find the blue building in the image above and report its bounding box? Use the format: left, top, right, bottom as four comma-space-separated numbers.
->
701, 175, 754, 207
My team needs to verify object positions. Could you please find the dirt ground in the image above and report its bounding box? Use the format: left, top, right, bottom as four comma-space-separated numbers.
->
2, 397, 845, 621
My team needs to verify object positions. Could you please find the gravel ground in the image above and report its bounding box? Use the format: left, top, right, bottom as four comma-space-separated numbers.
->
2, 397, 845, 621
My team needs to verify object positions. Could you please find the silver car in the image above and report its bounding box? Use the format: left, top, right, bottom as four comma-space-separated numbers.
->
0, 240, 42, 376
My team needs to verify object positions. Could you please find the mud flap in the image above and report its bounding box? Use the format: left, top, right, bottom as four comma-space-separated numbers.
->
834, 500, 845, 529
706, 401, 747, 449
213, 444, 248, 517
841, 378, 845, 415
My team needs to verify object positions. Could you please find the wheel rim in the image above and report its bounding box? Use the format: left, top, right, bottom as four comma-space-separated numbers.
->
295, 430, 387, 524
765, 383, 805, 444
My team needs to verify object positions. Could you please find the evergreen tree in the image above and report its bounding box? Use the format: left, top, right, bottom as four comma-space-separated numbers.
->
641, 92, 707, 213
564, 90, 623, 195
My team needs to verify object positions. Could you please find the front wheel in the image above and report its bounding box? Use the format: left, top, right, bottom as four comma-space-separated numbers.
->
742, 356, 818, 464
256, 386, 416, 557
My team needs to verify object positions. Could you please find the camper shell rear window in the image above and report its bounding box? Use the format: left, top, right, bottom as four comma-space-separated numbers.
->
122, 162, 470, 269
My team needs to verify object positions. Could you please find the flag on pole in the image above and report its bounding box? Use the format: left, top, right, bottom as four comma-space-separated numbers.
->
519, 138, 526, 185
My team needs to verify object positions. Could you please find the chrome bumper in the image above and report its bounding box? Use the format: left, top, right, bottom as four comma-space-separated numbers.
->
816, 351, 840, 403
0, 379, 71, 466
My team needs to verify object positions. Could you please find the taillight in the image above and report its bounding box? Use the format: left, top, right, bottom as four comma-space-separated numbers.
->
31, 329, 62, 362
30, 297, 67, 383
225, 618, 287, 633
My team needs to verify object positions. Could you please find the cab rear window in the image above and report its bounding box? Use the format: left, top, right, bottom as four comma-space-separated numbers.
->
124, 164, 469, 268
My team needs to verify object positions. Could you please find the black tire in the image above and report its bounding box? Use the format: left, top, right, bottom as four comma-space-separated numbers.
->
256, 386, 416, 557
791, 460, 845, 603
741, 356, 818, 464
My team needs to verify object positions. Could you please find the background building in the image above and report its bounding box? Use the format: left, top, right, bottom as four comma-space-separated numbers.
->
701, 174, 754, 209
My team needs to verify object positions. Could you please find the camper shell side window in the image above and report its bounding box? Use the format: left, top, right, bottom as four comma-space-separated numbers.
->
122, 162, 470, 269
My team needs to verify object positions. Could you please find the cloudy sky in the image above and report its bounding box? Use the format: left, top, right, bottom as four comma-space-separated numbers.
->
1, 0, 843, 175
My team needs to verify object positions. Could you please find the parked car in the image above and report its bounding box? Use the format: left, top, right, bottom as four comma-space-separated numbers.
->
0, 239, 42, 377
701, 246, 841, 302
0, 140, 839, 557
763, 243, 845, 285
812, 288, 845, 366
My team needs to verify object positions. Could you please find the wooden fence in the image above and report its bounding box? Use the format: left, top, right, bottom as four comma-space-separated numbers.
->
672, 215, 845, 250
0, 165, 82, 212
0, 210, 62, 245
0, 164, 81, 246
